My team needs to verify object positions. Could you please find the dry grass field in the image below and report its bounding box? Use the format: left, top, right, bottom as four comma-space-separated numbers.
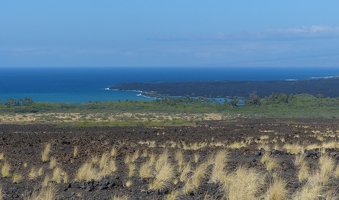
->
0, 113, 227, 126
1, 118, 339, 199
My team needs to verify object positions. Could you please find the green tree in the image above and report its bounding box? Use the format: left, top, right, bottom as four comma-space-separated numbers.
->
245, 92, 261, 106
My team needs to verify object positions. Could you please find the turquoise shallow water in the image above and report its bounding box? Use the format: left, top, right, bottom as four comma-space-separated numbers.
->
1, 66, 339, 103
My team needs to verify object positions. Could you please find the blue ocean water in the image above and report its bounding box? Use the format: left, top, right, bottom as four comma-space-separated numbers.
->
1, 67, 339, 103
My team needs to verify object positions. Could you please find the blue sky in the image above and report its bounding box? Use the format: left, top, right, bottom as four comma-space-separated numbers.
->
1, 1, 339, 67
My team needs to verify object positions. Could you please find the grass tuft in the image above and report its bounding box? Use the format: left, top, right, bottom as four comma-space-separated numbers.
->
210, 150, 228, 183
1, 161, 11, 178
41, 143, 51, 162
111, 195, 129, 200
265, 177, 288, 200
222, 166, 260, 200
12, 173, 22, 183
149, 161, 174, 191
24, 186, 57, 200
73, 146, 78, 158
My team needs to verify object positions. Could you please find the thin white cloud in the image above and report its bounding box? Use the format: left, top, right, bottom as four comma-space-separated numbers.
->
254, 25, 339, 40
150, 25, 339, 42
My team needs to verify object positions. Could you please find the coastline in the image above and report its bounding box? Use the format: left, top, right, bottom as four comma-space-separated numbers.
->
110, 76, 339, 98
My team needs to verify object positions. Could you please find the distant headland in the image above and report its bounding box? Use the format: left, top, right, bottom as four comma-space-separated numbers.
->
110, 77, 339, 98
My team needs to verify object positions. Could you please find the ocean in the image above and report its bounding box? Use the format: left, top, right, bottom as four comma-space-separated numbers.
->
1, 67, 339, 103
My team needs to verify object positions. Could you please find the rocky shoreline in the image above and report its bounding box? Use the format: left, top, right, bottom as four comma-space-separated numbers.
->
110, 77, 339, 98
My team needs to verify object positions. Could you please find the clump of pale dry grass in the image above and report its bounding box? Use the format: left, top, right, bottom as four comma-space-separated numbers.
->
24, 186, 57, 200
0, 185, 3, 200
298, 162, 309, 182
318, 154, 335, 184
149, 161, 174, 190
165, 190, 181, 200
179, 163, 191, 183
192, 163, 208, 190
210, 150, 228, 183
139, 157, 154, 179
222, 166, 261, 200
293, 172, 324, 200
284, 143, 304, 154
76, 162, 101, 181
28, 167, 37, 180
49, 157, 57, 169
175, 150, 185, 171
41, 143, 51, 162
110, 147, 118, 157
73, 146, 78, 158
12, 173, 22, 183
294, 154, 305, 167
125, 180, 133, 188
52, 167, 68, 184
261, 151, 279, 171
1, 161, 11, 178
128, 163, 136, 177
149, 150, 174, 191
111, 195, 129, 200
265, 177, 288, 200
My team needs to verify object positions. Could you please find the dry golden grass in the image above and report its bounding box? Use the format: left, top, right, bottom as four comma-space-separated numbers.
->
110, 147, 118, 157
139, 159, 153, 179
284, 143, 303, 154
76, 162, 101, 181
227, 141, 246, 149
99, 153, 110, 169
28, 167, 37, 180
260, 151, 270, 164
210, 150, 228, 183
149, 162, 174, 191
0, 185, 2, 200
49, 157, 57, 169
155, 150, 169, 172
128, 163, 136, 177
24, 186, 57, 200
111, 195, 129, 200
266, 158, 278, 171
293, 173, 323, 200
318, 154, 335, 184
175, 150, 184, 171
222, 166, 260, 200
165, 190, 181, 200
52, 167, 68, 184
194, 153, 200, 163
73, 146, 78, 158
41, 143, 51, 162
265, 177, 288, 200
38, 167, 44, 177
298, 162, 309, 182
131, 150, 140, 163
334, 165, 339, 178
91, 155, 99, 165
125, 180, 133, 188
183, 177, 195, 195
12, 173, 22, 183
192, 163, 208, 189
109, 159, 118, 173
0, 153, 4, 160
260, 153, 279, 171
179, 163, 192, 182
1, 161, 11, 178
294, 154, 305, 167
42, 174, 51, 187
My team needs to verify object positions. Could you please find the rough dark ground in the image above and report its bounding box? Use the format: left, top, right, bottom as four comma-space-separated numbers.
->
1, 118, 339, 199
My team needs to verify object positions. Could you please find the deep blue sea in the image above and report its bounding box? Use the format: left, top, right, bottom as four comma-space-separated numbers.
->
1, 67, 339, 103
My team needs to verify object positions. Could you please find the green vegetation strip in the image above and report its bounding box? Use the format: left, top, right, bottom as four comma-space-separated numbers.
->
1, 93, 339, 120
